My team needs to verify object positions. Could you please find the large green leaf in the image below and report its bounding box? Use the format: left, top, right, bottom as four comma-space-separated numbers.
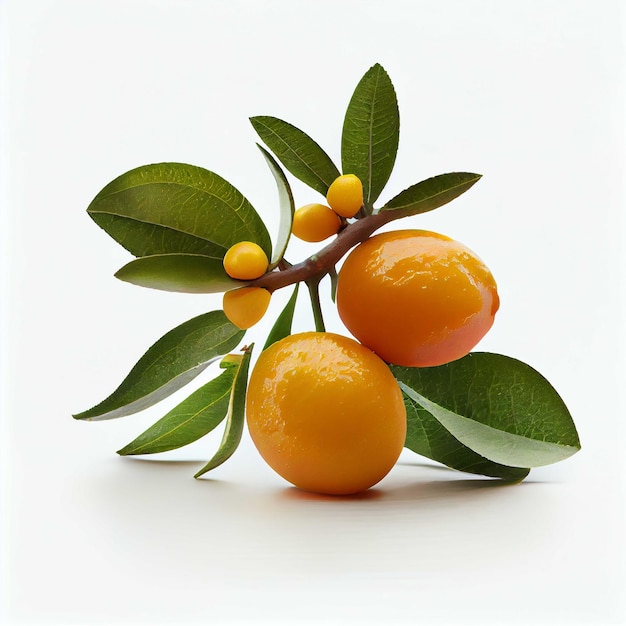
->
402, 391, 530, 481
73, 311, 245, 421
115, 253, 243, 293
87, 163, 272, 259
257, 145, 295, 268
392, 353, 581, 468
86, 213, 226, 258
250, 116, 340, 197
263, 284, 299, 350
382, 172, 482, 217
116, 366, 236, 455
341, 63, 399, 212
194, 345, 253, 477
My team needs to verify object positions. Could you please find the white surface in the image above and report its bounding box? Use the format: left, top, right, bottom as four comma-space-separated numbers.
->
1, 1, 625, 624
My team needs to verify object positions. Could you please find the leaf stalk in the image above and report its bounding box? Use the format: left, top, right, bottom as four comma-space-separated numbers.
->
306, 277, 326, 332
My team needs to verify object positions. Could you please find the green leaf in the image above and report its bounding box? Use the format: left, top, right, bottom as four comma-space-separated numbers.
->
73, 311, 245, 421
117, 366, 236, 455
392, 353, 581, 468
194, 345, 253, 477
115, 253, 243, 293
341, 63, 399, 211
402, 391, 530, 481
86, 213, 227, 259
257, 145, 295, 268
382, 172, 482, 216
263, 284, 299, 350
250, 116, 340, 196
87, 163, 272, 259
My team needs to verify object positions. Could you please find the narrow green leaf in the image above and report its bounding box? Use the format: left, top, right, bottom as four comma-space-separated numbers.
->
194, 345, 253, 477
117, 366, 236, 455
250, 116, 340, 196
73, 311, 245, 421
115, 253, 243, 293
382, 172, 482, 216
257, 145, 295, 268
402, 391, 530, 481
341, 63, 399, 211
263, 284, 299, 350
87, 163, 272, 259
392, 353, 581, 468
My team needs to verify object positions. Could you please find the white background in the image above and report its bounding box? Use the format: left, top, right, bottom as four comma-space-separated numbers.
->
1, 1, 625, 624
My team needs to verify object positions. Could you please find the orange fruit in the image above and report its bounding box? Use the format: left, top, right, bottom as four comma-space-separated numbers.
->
246, 332, 406, 495
223, 287, 271, 329
336, 229, 499, 367
292, 203, 341, 242
326, 174, 363, 218
223, 241, 268, 280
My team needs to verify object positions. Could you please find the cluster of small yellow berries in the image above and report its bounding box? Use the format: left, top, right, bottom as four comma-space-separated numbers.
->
222, 241, 270, 329
221, 174, 363, 330
292, 174, 363, 242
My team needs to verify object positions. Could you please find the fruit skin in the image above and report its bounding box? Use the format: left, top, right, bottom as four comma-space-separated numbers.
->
326, 174, 363, 218
336, 229, 499, 367
292, 203, 342, 242
246, 332, 406, 495
223, 287, 271, 329
223, 241, 269, 280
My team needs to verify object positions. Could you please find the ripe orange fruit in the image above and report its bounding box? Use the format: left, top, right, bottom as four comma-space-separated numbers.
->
292, 203, 342, 242
336, 229, 499, 367
223, 287, 271, 329
223, 241, 268, 280
246, 332, 406, 495
326, 174, 363, 218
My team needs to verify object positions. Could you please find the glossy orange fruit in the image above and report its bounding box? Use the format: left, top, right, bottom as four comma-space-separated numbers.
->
336, 229, 499, 367
246, 332, 406, 495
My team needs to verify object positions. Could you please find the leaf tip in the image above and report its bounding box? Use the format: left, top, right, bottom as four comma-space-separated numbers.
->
249, 116, 264, 129
73, 407, 98, 421
220, 353, 244, 369
113, 263, 133, 284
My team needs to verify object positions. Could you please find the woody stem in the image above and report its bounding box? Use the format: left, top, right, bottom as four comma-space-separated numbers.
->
251, 209, 399, 294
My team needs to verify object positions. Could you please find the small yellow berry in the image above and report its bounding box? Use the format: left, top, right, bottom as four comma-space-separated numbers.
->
223, 287, 271, 329
223, 241, 269, 280
326, 174, 363, 218
292, 203, 342, 242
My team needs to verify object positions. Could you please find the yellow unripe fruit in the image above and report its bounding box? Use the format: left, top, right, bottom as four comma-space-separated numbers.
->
292, 203, 342, 242
223, 241, 269, 280
223, 287, 271, 329
326, 174, 363, 218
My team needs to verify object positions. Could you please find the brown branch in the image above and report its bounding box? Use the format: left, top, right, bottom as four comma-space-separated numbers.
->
251, 210, 401, 293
